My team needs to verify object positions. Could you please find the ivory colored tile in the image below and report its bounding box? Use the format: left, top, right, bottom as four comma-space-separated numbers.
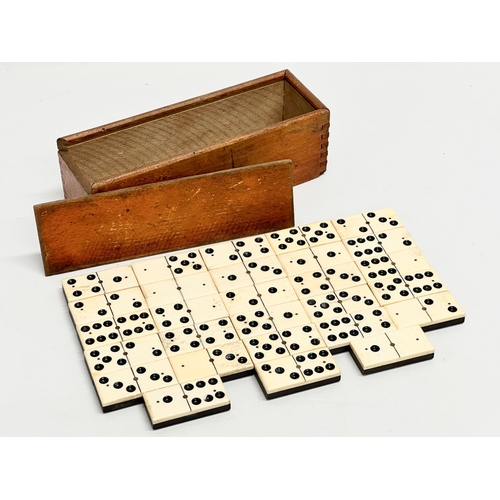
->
186, 294, 228, 324
199, 241, 240, 270
210, 262, 254, 292
169, 349, 217, 383
230, 308, 277, 339
254, 355, 306, 397
389, 247, 432, 274
243, 332, 289, 363
132, 257, 173, 285
362, 208, 405, 233
98, 265, 139, 293
367, 275, 414, 305
350, 306, 397, 337
122, 333, 167, 367
150, 300, 193, 331
279, 323, 326, 354
106, 286, 148, 316
196, 317, 239, 347
76, 317, 121, 350
387, 326, 434, 361
336, 284, 379, 314
400, 268, 447, 298
166, 250, 207, 276
294, 348, 341, 384
351, 327, 435, 374
343, 233, 389, 261
377, 227, 418, 254
174, 271, 219, 299
245, 255, 286, 284
288, 271, 334, 299
310, 240, 353, 268
92, 367, 142, 411
62, 272, 104, 302
207, 340, 254, 380
267, 300, 312, 331
143, 384, 192, 428
131, 358, 178, 393
277, 248, 322, 275
417, 291, 465, 328
350, 333, 401, 373
264, 226, 309, 254
332, 213, 371, 239
300, 293, 344, 323
144, 375, 230, 430
314, 312, 361, 352
255, 278, 299, 307
141, 279, 184, 309
114, 308, 158, 340
159, 325, 204, 357
84, 342, 129, 376
232, 234, 274, 260
324, 260, 366, 290
220, 285, 267, 316
299, 220, 340, 247
180, 375, 230, 417
384, 298, 432, 329
355, 255, 401, 282
68, 294, 113, 327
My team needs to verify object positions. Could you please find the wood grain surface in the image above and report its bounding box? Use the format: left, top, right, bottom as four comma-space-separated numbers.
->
34, 160, 295, 276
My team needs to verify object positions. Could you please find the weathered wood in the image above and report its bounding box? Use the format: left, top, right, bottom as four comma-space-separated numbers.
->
57, 70, 330, 197
34, 160, 294, 276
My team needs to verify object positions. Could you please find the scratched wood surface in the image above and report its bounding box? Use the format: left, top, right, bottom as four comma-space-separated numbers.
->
34, 160, 294, 276
57, 70, 330, 197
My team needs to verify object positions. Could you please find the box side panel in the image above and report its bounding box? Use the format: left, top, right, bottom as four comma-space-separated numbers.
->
59, 153, 90, 199
92, 110, 330, 193
283, 81, 315, 120
231, 110, 330, 186
34, 160, 294, 276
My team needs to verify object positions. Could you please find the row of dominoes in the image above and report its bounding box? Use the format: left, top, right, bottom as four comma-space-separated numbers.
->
62, 208, 465, 429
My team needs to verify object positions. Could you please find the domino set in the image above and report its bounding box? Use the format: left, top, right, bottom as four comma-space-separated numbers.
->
62, 208, 465, 429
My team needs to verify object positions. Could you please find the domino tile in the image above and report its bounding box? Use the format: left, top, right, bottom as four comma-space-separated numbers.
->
62, 273, 104, 302
298, 220, 340, 247
143, 375, 230, 429
165, 250, 208, 277
97, 265, 140, 293
207, 340, 255, 380
63, 207, 465, 428
231, 234, 274, 260
131, 358, 178, 393
243, 332, 290, 364
159, 325, 204, 357
350, 326, 434, 374
195, 317, 239, 347
76, 318, 121, 350
264, 226, 309, 254
113, 309, 159, 340
92, 366, 143, 412
362, 208, 405, 233
131, 257, 173, 285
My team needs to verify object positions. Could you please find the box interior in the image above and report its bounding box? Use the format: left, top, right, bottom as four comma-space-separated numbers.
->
64, 81, 316, 186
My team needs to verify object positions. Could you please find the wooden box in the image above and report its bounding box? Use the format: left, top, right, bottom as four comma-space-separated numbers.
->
58, 69, 330, 198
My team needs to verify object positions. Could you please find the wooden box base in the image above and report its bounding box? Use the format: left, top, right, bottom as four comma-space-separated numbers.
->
57, 69, 330, 197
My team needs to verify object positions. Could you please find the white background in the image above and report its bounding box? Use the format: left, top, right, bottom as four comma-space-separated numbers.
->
2, 62, 498, 439
1, 2, 498, 494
